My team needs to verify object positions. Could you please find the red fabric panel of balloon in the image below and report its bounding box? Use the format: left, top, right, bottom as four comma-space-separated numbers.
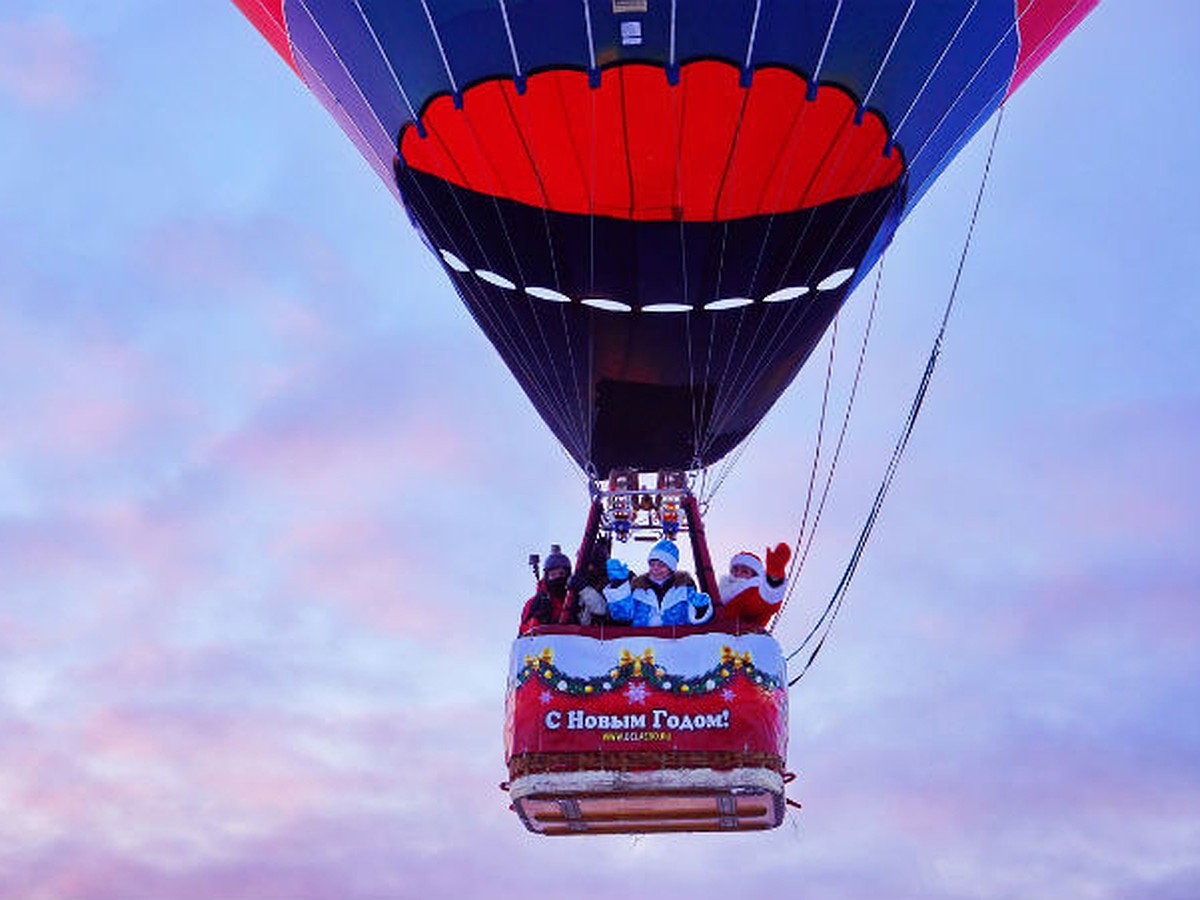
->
400, 61, 905, 223
229, 0, 295, 73
1010, 0, 1103, 94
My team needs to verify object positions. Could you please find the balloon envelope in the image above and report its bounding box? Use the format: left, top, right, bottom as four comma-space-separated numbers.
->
233, 0, 1097, 475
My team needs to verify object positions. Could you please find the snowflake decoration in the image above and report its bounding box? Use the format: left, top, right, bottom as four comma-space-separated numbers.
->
722, 687, 736, 702
540, 690, 553, 705
624, 682, 648, 704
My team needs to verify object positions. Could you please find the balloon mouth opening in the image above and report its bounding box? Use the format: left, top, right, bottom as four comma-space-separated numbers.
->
398, 59, 904, 224
389, 57, 910, 474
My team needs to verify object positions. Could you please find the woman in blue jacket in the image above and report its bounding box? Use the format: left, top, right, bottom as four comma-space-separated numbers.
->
604, 539, 712, 627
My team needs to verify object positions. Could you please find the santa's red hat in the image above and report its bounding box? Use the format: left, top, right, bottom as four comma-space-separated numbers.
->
729, 552, 764, 578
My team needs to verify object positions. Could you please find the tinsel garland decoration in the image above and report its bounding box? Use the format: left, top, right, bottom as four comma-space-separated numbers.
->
516, 645, 781, 697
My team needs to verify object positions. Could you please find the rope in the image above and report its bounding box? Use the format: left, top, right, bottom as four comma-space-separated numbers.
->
494, 83, 594, 451
294, 0, 560, 447
777, 255, 886, 626
786, 105, 1004, 687
794, 315, 839, 560
307, 0, 1030, 481
698, 0, 1024, 459
766, 258, 885, 633
412, 10, 593, 465
701, 1, 907, 505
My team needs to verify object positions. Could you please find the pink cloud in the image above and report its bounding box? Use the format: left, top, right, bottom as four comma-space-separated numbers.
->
3, 669, 1198, 900
218, 397, 470, 495
272, 515, 461, 638
0, 314, 152, 462
132, 217, 377, 352
0, 15, 95, 110
0, 694, 528, 897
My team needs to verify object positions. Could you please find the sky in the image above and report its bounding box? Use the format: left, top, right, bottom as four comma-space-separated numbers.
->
1, 3, 1197, 898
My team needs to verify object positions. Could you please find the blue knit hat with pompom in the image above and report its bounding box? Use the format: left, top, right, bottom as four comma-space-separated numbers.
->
647, 539, 679, 571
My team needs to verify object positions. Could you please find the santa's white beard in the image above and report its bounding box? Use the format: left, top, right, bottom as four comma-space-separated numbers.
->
718, 573, 760, 602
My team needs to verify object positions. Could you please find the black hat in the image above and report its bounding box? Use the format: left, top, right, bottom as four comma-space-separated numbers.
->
544, 545, 572, 574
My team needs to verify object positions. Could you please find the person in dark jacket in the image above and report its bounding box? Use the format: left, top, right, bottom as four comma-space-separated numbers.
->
519, 547, 573, 634
569, 540, 611, 627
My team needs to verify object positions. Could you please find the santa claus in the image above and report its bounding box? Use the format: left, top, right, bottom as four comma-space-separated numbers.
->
714, 543, 791, 631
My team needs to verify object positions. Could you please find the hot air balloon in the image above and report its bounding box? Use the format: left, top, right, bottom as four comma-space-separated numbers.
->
231, 0, 1098, 834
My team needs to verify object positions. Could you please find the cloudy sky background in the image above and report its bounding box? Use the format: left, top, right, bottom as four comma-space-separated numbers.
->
2, 2, 1197, 898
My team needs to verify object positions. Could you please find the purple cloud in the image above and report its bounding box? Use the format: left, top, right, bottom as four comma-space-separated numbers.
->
0, 15, 95, 110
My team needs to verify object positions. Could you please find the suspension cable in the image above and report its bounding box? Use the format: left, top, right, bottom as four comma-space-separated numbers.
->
786, 105, 1005, 687
773, 255, 886, 626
